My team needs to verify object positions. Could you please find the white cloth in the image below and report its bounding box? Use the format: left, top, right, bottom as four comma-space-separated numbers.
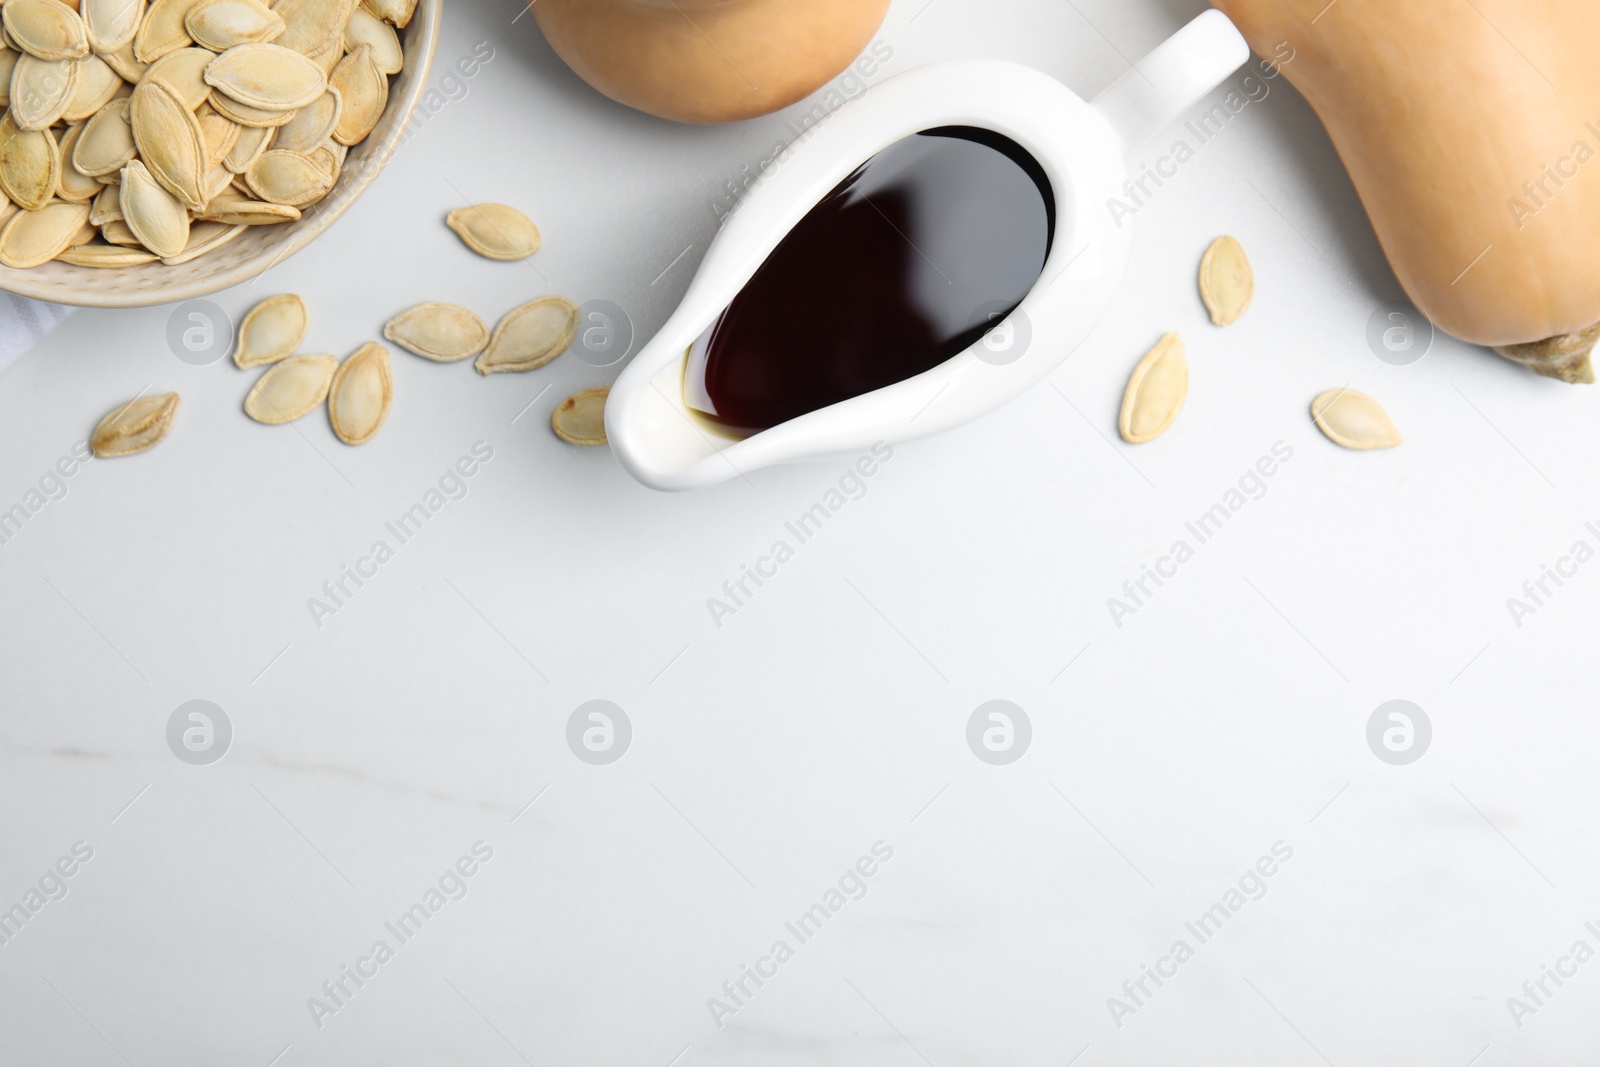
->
0, 293, 71, 374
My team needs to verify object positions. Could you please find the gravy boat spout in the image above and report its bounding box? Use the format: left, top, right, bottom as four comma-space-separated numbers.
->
606, 11, 1249, 491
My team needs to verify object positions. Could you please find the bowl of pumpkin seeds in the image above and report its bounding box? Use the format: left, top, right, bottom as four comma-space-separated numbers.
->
0, 0, 439, 307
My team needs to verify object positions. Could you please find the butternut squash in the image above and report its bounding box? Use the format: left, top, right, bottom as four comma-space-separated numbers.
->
1213, 0, 1600, 381
532, 0, 892, 125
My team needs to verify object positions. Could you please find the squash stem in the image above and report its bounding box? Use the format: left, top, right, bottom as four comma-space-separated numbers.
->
1493, 323, 1600, 384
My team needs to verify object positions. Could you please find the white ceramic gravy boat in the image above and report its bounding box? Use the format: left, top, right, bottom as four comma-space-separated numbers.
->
606, 11, 1250, 491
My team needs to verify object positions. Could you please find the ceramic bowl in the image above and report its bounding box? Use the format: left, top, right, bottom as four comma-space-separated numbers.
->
0, 0, 441, 309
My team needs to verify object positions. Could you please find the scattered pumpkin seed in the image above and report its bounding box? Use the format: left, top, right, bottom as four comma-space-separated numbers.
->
1118, 332, 1188, 444
327, 341, 391, 444
476, 296, 578, 375
233, 292, 307, 367
447, 203, 541, 261
551, 387, 609, 446
384, 302, 489, 362
244, 353, 335, 423
1199, 235, 1253, 327
1310, 388, 1401, 450
91, 391, 179, 457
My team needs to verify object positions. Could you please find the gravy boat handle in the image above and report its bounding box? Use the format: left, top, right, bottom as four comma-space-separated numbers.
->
1091, 10, 1251, 152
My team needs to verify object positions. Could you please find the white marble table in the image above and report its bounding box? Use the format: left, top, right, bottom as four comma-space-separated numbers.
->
2, 1, 1597, 1064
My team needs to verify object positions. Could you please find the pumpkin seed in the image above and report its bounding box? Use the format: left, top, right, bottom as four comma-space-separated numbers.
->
196, 104, 241, 167
361, 0, 416, 30
134, 0, 204, 63
145, 45, 215, 108
244, 353, 334, 423
1310, 388, 1401, 450
207, 89, 293, 126
73, 96, 135, 175
204, 42, 325, 111
1117, 332, 1187, 444
244, 147, 330, 205
91, 391, 179, 457
0, 112, 62, 210
4, 0, 90, 61
130, 74, 206, 206
305, 31, 342, 76
344, 7, 401, 74
233, 292, 306, 367
83, 0, 145, 52
99, 37, 147, 81
447, 203, 541, 261
384, 302, 489, 362
1199, 235, 1253, 327
58, 240, 158, 266
120, 158, 189, 257
551, 387, 609, 446
273, 0, 357, 55
185, 0, 284, 50
327, 341, 391, 445
271, 86, 338, 151
69, 219, 100, 247
328, 42, 383, 145
0, 45, 17, 106
160, 217, 242, 263
222, 119, 271, 171
99, 218, 143, 245
87, 180, 121, 223
64, 54, 121, 121
0, 200, 91, 266
55, 123, 101, 201
196, 193, 296, 224
11, 54, 80, 129
306, 140, 342, 178
476, 296, 578, 375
